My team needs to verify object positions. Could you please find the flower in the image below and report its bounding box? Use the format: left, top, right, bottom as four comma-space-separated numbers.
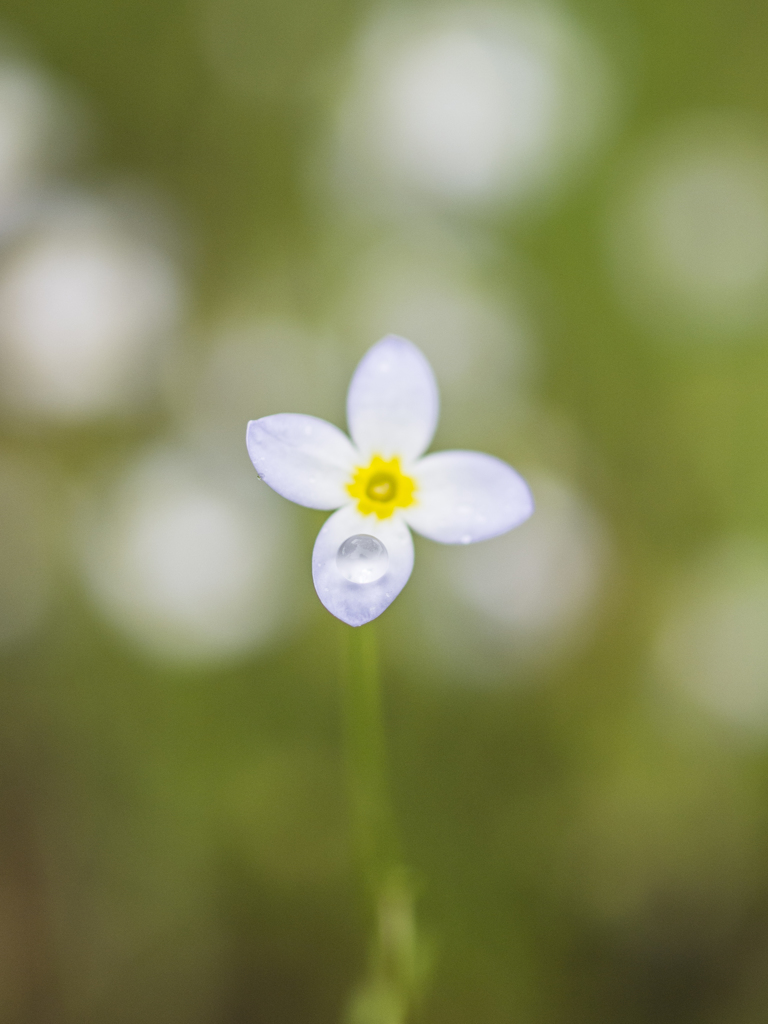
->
246, 335, 533, 626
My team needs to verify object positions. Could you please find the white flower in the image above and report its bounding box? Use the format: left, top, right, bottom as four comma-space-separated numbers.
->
246, 335, 533, 626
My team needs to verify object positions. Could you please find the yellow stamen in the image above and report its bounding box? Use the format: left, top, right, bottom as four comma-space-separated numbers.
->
347, 455, 417, 519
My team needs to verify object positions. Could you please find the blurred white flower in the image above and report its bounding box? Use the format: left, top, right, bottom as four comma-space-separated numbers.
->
77, 446, 295, 665
247, 335, 533, 626
401, 474, 611, 681
0, 198, 184, 422
610, 115, 768, 338
327, 3, 612, 214
654, 541, 768, 732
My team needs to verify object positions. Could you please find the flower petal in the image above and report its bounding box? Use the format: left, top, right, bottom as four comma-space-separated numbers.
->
312, 505, 414, 626
347, 335, 439, 463
405, 450, 533, 544
246, 414, 357, 510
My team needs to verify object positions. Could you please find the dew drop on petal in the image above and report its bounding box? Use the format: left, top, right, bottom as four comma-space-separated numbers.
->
336, 534, 388, 584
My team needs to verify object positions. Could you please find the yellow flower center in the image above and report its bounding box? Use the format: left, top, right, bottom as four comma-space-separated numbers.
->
346, 455, 417, 519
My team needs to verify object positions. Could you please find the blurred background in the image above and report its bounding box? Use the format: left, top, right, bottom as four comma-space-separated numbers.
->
0, 0, 767, 1020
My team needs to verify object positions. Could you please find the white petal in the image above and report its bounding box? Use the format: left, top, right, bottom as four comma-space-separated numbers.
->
312, 505, 414, 626
347, 335, 439, 462
246, 414, 357, 510
405, 450, 533, 544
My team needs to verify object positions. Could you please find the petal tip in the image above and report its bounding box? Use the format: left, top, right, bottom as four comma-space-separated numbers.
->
325, 603, 382, 627
372, 333, 432, 366
375, 332, 419, 351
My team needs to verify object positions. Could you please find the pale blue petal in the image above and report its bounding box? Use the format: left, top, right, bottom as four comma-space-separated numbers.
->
405, 450, 533, 543
312, 505, 414, 626
246, 414, 357, 510
346, 335, 439, 463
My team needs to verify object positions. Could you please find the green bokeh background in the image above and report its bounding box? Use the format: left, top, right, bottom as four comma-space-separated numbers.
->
1, 0, 768, 1021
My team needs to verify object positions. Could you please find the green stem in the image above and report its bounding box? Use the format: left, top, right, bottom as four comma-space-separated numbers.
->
339, 622, 399, 893
339, 623, 428, 1024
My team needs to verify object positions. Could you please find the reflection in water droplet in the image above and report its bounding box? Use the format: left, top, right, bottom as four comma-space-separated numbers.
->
337, 534, 388, 584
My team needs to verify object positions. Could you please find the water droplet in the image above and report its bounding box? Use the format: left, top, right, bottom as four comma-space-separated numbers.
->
337, 534, 388, 584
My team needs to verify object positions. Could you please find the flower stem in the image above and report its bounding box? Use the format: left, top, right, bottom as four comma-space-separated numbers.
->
340, 623, 399, 891
339, 623, 428, 1024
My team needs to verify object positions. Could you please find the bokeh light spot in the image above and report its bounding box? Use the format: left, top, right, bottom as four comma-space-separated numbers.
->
610, 116, 768, 338
77, 447, 296, 665
0, 202, 184, 421
402, 474, 611, 682
655, 541, 768, 732
327, 4, 613, 214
